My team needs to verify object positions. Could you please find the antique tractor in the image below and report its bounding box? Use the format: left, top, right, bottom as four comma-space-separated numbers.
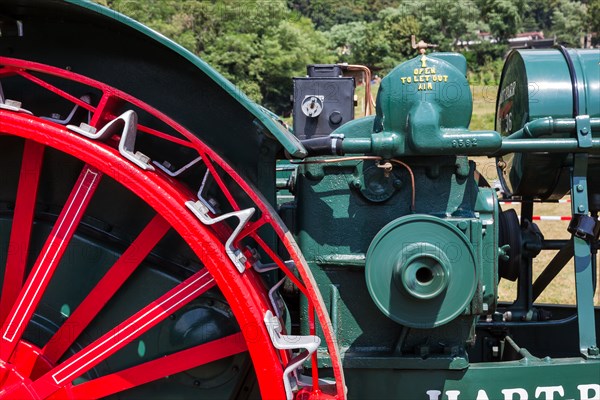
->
0, 1, 597, 399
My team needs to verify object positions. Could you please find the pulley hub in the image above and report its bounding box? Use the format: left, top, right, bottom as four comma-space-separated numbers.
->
366, 215, 478, 328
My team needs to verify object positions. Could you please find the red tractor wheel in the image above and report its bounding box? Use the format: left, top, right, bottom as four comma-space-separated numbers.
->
0, 58, 344, 399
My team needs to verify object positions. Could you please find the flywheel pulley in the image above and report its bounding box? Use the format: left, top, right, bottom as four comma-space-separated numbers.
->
366, 215, 478, 328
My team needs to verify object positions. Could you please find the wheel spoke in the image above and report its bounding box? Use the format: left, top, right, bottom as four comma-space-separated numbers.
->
15, 70, 95, 113
67, 332, 246, 399
0, 140, 45, 324
42, 214, 171, 363
0, 165, 102, 361
0, 55, 347, 399
28, 270, 215, 399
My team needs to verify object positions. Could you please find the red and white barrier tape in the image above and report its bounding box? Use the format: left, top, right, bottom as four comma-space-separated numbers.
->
515, 215, 571, 221
500, 199, 571, 205
530, 215, 572, 221
499, 199, 572, 220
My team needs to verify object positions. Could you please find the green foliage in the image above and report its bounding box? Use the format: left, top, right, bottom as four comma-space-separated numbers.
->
590, 0, 600, 45
477, 0, 526, 42
551, 0, 588, 46
96, 0, 598, 112
407, 0, 481, 50
103, 0, 332, 112
463, 41, 506, 85
288, 0, 403, 30
329, 21, 391, 68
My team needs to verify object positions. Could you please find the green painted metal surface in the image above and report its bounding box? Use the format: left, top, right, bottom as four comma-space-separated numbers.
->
343, 357, 600, 399
333, 53, 502, 157
571, 151, 598, 358
290, 50, 599, 398
496, 48, 600, 200
366, 215, 478, 328
295, 155, 499, 367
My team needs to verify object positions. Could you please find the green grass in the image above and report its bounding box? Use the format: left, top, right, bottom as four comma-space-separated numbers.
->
470, 85, 497, 130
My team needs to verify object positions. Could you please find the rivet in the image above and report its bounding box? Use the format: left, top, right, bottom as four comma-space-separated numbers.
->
580, 127, 589, 136
578, 205, 586, 213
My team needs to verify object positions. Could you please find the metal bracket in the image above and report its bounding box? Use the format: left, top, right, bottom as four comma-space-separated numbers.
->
269, 278, 286, 319
116, 111, 154, 171
68, 110, 155, 171
570, 152, 598, 358
0, 16, 23, 37
0, 99, 33, 115
0, 83, 32, 114
576, 115, 592, 148
330, 133, 345, 155
264, 310, 320, 400
196, 169, 219, 215
185, 200, 254, 273
254, 259, 295, 273
153, 156, 202, 177
43, 94, 91, 125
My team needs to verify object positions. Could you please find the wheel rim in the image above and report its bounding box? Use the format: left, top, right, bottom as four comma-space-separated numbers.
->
0, 57, 345, 399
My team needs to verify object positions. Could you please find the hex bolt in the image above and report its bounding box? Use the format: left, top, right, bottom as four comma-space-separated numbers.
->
352, 179, 361, 189
457, 221, 468, 231
578, 205, 586, 213
5, 99, 22, 108
78, 122, 97, 134
492, 345, 499, 357
588, 346, 599, 356
580, 127, 589, 136
162, 160, 173, 171
576, 184, 584, 192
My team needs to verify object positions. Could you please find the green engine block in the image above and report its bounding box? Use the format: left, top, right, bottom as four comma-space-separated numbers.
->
294, 53, 499, 366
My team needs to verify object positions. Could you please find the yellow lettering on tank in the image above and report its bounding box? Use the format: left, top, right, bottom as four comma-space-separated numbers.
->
399, 62, 449, 90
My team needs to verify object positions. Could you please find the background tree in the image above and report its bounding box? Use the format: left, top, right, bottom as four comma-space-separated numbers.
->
105, 0, 332, 112
97, 0, 599, 111
551, 0, 588, 46
590, 0, 600, 45
477, 0, 526, 42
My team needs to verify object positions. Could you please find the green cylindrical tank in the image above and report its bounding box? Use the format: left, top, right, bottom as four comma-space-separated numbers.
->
495, 48, 600, 201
